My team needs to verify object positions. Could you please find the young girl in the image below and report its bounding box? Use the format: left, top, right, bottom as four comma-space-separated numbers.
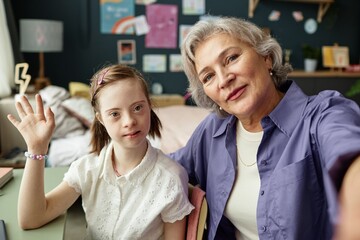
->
7, 64, 194, 239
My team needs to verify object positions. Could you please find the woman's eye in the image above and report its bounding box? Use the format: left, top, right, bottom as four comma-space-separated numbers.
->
202, 73, 214, 84
226, 54, 239, 64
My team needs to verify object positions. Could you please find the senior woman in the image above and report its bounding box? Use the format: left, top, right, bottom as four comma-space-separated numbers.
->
170, 16, 360, 240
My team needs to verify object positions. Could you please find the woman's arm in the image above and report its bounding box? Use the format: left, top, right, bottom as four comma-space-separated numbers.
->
334, 155, 360, 240
7, 94, 80, 229
164, 218, 187, 240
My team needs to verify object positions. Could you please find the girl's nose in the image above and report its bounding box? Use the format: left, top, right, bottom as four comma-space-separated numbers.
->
122, 113, 136, 127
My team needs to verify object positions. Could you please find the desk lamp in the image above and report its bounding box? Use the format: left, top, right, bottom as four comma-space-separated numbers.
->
20, 19, 63, 91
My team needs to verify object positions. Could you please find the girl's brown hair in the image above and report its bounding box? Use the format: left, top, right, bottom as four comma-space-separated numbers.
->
89, 64, 162, 155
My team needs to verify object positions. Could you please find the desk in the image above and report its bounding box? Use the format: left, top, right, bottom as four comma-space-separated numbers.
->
0, 167, 68, 240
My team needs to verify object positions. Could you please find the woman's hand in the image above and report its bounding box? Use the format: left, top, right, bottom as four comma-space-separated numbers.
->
7, 94, 55, 153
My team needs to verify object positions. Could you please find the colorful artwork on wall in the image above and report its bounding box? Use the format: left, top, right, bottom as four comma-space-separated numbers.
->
117, 40, 136, 64
169, 54, 183, 72
182, 0, 205, 15
143, 54, 167, 72
179, 25, 192, 48
145, 4, 178, 48
100, 0, 135, 34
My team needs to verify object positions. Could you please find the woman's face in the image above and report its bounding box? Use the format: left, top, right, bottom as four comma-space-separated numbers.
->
96, 79, 151, 151
194, 33, 280, 123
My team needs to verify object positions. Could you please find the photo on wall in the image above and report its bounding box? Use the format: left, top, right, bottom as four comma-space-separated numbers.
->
117, 40, 136, 64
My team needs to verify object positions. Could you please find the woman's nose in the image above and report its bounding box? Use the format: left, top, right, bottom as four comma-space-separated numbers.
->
219, 71, 235, 89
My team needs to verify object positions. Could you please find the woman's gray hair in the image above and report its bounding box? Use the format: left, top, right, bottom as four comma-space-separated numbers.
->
181, 16, 292, 117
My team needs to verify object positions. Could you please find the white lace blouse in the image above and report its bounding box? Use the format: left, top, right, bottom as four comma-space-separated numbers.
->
63, 141, 194, 240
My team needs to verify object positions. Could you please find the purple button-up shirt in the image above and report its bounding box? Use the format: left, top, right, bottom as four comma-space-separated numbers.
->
170, 81, 360, 240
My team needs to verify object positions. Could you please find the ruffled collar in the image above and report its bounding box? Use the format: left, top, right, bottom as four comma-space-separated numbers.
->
100, 140, 158, 186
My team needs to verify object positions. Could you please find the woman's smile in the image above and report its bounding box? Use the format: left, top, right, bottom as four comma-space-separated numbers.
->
226, 86, 247, 101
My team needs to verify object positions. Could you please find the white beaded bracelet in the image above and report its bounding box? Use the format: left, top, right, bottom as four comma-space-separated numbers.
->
24, 151, 48, 161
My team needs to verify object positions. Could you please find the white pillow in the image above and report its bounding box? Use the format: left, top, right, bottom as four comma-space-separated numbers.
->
61, 97, 95, 128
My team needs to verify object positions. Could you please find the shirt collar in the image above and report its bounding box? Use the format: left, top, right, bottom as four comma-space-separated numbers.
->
100, 140, 157, 186
268, 80, 309, 137
213, 115, 237, 138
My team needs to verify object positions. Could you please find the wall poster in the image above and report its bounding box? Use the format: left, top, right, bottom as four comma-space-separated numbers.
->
100, 0, 135, 34
145, 4, 178, 48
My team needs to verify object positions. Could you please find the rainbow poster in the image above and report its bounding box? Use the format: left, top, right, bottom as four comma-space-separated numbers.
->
100, 0, 135, 34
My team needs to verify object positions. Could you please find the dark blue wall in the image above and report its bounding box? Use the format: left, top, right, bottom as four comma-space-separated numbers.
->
12, 0, 360, 102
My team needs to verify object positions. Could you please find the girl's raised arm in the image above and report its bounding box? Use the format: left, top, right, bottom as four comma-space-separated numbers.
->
7, 94, 80, 229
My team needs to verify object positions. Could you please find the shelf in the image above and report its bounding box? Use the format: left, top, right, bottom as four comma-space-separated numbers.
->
288, 70, 360, 78
248, 0, 334, 22
151, 94, 185, 107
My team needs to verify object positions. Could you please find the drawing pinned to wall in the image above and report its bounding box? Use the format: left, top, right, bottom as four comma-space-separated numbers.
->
182, 0, 205, 15
134, 15, 150, 35
145, 4, 178, 48
169, 54, 183, 72
100, 0, 135, 34
143, 54, 167, 72
118, 40, 136, 64
179, 25, 192, 48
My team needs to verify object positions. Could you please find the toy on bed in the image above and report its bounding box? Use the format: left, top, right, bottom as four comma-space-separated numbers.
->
43, 83, 210, 167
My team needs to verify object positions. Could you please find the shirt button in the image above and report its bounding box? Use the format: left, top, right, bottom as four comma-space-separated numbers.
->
260, 190, 265, 196
261, 226, 267, 232
261, 160, 268, 165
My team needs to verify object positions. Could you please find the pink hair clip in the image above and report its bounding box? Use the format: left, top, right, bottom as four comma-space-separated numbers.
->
97, 69, 110, 85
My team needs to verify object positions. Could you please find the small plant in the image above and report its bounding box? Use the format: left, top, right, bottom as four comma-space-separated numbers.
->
302, 44, 321, 60
346, 79, 360, 97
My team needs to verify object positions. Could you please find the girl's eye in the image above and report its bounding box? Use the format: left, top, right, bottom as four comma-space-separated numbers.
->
109, 112, 119, 118
134, 104, 143, 112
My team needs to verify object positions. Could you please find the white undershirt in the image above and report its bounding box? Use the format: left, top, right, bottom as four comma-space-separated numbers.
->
224, 120, 263, 240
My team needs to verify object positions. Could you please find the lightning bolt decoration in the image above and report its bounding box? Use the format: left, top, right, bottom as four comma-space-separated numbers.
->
15, 63, 31, 95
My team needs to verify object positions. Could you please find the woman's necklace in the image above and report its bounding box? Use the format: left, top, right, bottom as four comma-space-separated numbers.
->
239, 156, 257, 167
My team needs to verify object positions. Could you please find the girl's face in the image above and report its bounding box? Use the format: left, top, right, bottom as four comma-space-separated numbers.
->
96, 78, 151, 151
194, 33, 280, 123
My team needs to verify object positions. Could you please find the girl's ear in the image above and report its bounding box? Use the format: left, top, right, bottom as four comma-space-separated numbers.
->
95, 112, 104, 125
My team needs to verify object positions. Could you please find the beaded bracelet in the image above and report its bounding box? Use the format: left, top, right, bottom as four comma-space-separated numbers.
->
24, 151, 48, 161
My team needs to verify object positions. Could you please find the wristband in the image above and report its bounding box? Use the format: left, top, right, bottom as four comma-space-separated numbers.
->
24, 151, 48, 161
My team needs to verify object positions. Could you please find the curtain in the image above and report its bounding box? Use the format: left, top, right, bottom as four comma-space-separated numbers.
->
0, 0, 15, 98
4, 0, 22, 64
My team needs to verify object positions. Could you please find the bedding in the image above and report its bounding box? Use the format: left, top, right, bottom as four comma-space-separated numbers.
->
44, 85, 210, 167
